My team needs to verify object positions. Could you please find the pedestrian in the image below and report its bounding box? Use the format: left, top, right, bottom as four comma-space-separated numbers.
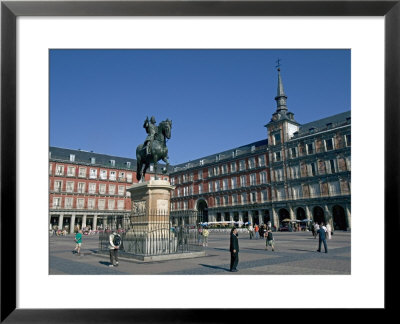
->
109, 230, 122, 267
197, 226, 203, 245
265, 228, 275, 251
248, 224, 254, 239
229, 227, 239, 272
202, 227, 209, 247
326, 223, 332, 240
313, 222, 319, 239
73, 229, 83, 255
255, 224, 259, 239
259, 224, 265, 239
317, 223, 328, 253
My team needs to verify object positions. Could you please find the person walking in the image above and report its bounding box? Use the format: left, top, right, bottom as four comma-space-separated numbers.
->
248, 224, 254, 239
265, 228, 275, 251
202, 227, 209, 247
229, 227, 239, 272
73, 229, 83, 255
326, 223, 332, 240
259, 225, 265, 240
317, 223, 328, 253
255, 224, 259, 239
313, 222, 319, 239
197, 226, 203, 245
109, 231, 122, 267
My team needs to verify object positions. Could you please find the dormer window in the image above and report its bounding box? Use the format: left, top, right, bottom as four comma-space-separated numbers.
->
126, 161, 131, 168
215, 154, 220, 162
69, 154, 75, 162
199, 159, 204, 166
309, 127, 315, 134
251, 145, 256, 153
110, 160, 115, 166
90, 157, 96, 164
326, 123, 333, 129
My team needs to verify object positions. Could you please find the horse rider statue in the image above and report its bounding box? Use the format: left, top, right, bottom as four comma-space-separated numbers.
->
143, 116, 157, 156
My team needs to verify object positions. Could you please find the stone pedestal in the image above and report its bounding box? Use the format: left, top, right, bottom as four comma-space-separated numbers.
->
125, 180, 175, 255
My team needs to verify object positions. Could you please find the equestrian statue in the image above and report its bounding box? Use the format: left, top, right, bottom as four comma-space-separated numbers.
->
136, 116, 172, 182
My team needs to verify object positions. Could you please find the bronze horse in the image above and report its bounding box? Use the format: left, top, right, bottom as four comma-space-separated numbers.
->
136, 119, 172, 181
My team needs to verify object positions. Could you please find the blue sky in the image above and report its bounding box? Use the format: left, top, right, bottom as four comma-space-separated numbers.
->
50, 49, 350, 165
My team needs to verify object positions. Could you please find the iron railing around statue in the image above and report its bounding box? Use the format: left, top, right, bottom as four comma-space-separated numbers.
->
99, 210, 204, 257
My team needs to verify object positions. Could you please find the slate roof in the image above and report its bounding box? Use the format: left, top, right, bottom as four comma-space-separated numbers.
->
171, 139, 268, 173
295, 110, 351, 137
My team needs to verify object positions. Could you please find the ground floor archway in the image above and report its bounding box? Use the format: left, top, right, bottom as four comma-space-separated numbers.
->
263, 210, 270, 224
196, 199, 208, 223
333, 205, 347, 230
296, 207, 306, 220
278, 208, 290, 224
313, 206, 325, 224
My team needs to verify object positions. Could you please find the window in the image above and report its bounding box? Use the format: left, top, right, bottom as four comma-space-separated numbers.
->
230, 162, 237, 172
91, 157, 96, 164
52, 197, 61, 208
118, 186, 125, 196
221, 164, 228, 174
88, 199, 95, 209
117, 200, 124, 210
99, 184, 106, 194
241, 193, 247, 204
325, 138, 334, 151
55, 165, 64, 176
345, 134, 351, 147
109, 184, 116, 195
250, 173, 257, 186
276, 187, 286, 200
69, 154, 75, 162
100, 170, 107, 180
98, 199, 105, 210
90, 168, 97, 179
54, 181, 62, 192
275, 151, 281, 162
77, 182, 85, 193
223, 179, 229, 190
109, 171, 116, 181
239, 160, 246, 171
215, 197, 220, 206
240, 175, 247, 187
258, 155, 265, 167
49, 163, 53, 175
249, 157, 256, 169
274, 133, 281, 145
292, 165, 300, 179
208, 182, 213, 192
250, 192, 257, 203
183, 201, 188, 210
200, 159, 204, 166
310, 163, 317, 176
189, 173, 194, 181
262, 190, 268, 202
127, 173, 133, 183
214, 166, 219, 176
224, 196, 229, 206
290, 147, 297, 158
232, 194, 238, 205
329, 181, 341, 196
119, 172, 125, 181
198, 170, 203, 180
310, 183, 321, 197
183, 174, 187, 183
110, 160, 115, 166
275, 169, 284, 182
77, 199, 85, 209
198, 184, 202, 194
208, 168, 213, 177
78, 167, 86, 178
215, 180, 220, 192
292, 185, 302, 199
108, 200, 115, 210
329, 159, 336, 173
231, 177, 237, 189
215, 154, 221, 162
126, 161, 131, 168
66, 181, 74, 193
67, 166, 76, 177
89, 183, 96, 194
177, 188, 181, 197
306, 143, 314, 155
260, 172, 267, 184
65, 197, 73, 208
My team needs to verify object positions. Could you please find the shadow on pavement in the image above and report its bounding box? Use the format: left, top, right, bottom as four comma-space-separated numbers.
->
199, 264, 230, 272
99, 261, 111, 267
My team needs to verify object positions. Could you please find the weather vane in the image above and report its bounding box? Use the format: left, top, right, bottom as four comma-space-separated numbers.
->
276, 58, 281, 70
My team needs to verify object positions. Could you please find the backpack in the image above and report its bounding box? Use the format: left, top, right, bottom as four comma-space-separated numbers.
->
267, 231, 273, 240
113, 234, 121, 246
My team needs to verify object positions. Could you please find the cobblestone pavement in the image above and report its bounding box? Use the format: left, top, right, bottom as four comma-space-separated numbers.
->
49, 231, 350, 275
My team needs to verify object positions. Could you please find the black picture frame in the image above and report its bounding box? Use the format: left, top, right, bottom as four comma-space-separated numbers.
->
1, 0, 398, 322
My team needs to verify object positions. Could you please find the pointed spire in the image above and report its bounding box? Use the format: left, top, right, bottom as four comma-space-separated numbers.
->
275, 67, 288, 111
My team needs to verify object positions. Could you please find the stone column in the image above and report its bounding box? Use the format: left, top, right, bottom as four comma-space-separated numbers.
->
324, 204, 332, 225
58, 213, 64, 230
289, 205, 295, 220
93, 214, 98, 230
345, 204, 351, 231
272, 208, 279, 228
238, 211, 244, 224
258, 211, 263, 225
70, 213, 76, 234
82, 214, 87, 228
305, 205, 311, 220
